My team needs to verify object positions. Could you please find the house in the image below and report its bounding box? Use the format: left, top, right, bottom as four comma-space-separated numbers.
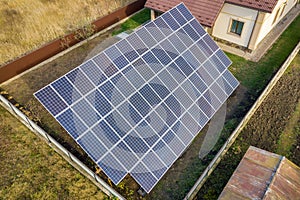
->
145, 0, 298, 51
218, 146, 300, 199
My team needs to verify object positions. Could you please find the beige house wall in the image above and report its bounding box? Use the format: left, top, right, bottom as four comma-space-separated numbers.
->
212, 0, 297, 50
212, 4, 258, 47
251, 0, 297, 49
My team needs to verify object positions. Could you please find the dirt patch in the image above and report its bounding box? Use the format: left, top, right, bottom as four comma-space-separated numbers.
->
197, 53, 300, 199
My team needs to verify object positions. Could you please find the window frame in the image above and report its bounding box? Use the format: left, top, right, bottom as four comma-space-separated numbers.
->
229, 19, 244, 36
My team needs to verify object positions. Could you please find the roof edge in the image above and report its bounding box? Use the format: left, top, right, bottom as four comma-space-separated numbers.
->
225, 2, 275, 13
261, 155, 284, 199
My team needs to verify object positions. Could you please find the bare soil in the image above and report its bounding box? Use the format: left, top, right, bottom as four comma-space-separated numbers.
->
197, 53, 300, 199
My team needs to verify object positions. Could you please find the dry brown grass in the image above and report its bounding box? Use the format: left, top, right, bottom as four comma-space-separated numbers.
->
0, 0, 135, 66
0, 105, 107, 199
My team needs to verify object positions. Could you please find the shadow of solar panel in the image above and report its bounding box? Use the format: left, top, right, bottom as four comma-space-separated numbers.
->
34, 3, 239, 193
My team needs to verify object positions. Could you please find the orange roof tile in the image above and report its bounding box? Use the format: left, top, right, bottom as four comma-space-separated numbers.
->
226, 0, 278, 13
145, 0, 279, 27
145, 0, 225, 27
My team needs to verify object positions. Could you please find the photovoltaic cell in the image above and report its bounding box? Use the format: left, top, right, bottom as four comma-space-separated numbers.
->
34, 3, 239, 193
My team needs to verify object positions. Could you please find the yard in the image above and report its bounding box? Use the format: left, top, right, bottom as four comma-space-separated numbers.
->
197, 52, 300, 200
0, 0, 135, 66
0, 6, 299, 200
0, 105, 107, 199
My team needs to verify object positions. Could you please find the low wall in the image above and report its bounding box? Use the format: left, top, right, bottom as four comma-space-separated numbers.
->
0, 94, 125, 200
0, 0, 146, 84
184, 41, 300, 200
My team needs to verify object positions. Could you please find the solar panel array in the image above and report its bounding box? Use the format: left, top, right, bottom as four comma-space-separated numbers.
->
34, 3, 239, 193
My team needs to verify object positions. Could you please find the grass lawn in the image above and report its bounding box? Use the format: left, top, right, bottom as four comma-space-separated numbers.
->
112, 8, 150, 35
0, 0, 135, 66
0, 105, 107, 199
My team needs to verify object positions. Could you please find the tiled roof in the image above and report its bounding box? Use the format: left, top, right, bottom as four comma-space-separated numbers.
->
218, 146, 300, 200
145, 0, 279, 27
226, 0, 278, 13
145, 0, 225, 27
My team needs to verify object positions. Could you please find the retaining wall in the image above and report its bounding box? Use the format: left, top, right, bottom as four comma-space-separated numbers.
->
184, 41, 300, 200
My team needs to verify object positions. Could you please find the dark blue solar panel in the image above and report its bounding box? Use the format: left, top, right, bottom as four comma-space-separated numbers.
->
136, 28, 156, 48
92, 120, 120, 149
56, 109, 87, 139
158, 69, 178, 91
190, 44, 207, 63
204, 90, 221, 112
86, 90, 111, 117
190, 19, 206, 36
223, 70, 239, 88
126, 33, 148, 55
154, 17, 173, 36
80, 60, 106, 86
168, 34, 187, 53
105, 46, 129, 70
78, 132, 107, 161
150, 83, 170, 99
198, 96, 214, 118
170, 8, 187, 26
51, 77, 81, 105
112, 141, 139, 171
217, 76, 234, 96
131, 162, 158, 192
189, 73, 208, 93
203, 34, 219, 52
165, 95, 181, 117
197, 40, 213, 57
98, 153, 127, 184
34, 3, 239, 193
124, 131, 150, 154
160, 39, 179, 59
116, 39, 139, 62
210, 55, 226, 73
72, 98, 100, 127
183, 23, 200, 41
35, 86, 67, 116
139, 85, 161, 105
216, 49, 232, 67
66, 68, 94, 95
93, 53, 113, 72
145, 21, 165, 42
130, 92, 151, 117
161, 12, 180, 30
151, 47, 172, 65
176, 30, 194, 47
177, 3, 194, 21
175, 56, 193, 76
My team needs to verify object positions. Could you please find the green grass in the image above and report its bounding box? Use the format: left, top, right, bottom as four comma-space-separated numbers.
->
277, 101, 300, 155
112, 8, 150, 35
0, 105, 107, 199
197, 15, 300, 199
228, 14, 300, 95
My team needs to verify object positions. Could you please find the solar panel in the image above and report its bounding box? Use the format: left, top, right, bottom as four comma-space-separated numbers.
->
34, 3, 239, 193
